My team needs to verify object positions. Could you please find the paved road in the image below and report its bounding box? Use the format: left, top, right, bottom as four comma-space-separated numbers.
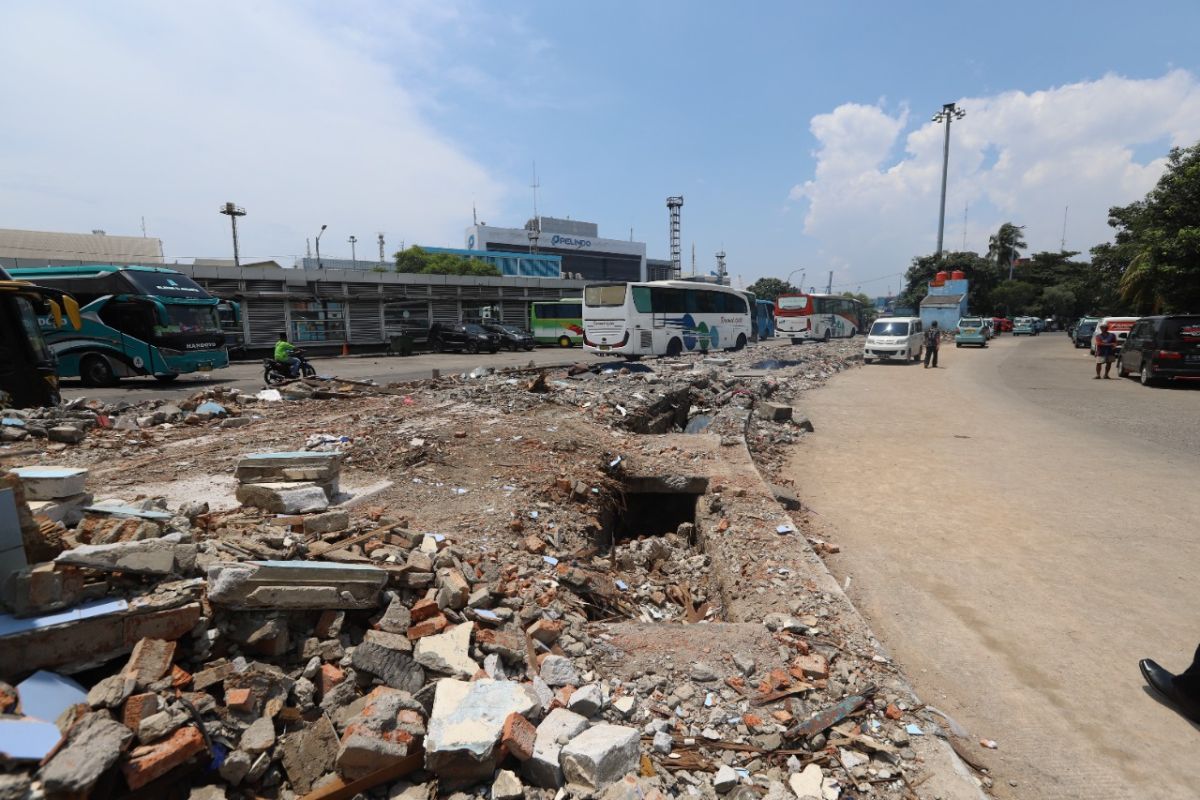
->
789, 333, 1199, 800
61, 347, 591, 403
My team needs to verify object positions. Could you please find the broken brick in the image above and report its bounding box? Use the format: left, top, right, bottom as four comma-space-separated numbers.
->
225, 688, 254, 712
501, 712, 536, 761
527, 619, 563, 645
122, 638, 176, 689
792, 653, 829, 680
122, 693, 162, 733
319, 663, 346, 696
406, 614, 449, 641
410, 597, 440, 623
121, 724, 207, 790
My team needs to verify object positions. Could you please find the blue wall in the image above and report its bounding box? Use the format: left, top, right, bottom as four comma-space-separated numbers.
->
920, 278, 969, 330
422, 247, 562, 278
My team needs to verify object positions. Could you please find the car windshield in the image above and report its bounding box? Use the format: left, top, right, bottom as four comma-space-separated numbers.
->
960, 319, 982, 327
1077, 322, 1095, 333
464, 324, 487, 335
870, 321, 909, 336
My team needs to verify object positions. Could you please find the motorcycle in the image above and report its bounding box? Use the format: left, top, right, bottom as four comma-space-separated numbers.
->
263, 349, 316, 386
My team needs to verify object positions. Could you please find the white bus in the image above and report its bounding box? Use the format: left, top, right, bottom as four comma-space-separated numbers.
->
582, 280, 753, 358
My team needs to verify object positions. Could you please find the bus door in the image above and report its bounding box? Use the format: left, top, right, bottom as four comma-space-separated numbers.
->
96, 295, 163, 375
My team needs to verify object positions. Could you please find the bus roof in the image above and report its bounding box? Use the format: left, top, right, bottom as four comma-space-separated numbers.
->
8, 264, 186, 277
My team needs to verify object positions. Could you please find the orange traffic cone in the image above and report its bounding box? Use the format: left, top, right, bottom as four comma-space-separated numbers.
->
341, 341, 349, 357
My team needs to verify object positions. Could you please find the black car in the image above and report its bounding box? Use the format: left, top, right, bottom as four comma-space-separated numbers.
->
1117, 314, 1200, 386
428, 322, 500, 354
1073, 319, 1098, 348
480, 321, 535, 351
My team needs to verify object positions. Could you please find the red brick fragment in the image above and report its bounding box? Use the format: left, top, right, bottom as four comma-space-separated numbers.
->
225, 688, 254, 712
319, 663, 346, 696
501, 712, 536, 761
406, 614, 448, 640
410, 597, 440, 623
527, 619, 563, 645
122, 693, 161, 733
121, 725, 206, 790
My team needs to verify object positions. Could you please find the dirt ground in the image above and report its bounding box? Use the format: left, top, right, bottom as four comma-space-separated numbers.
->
789, 334, 1200, 800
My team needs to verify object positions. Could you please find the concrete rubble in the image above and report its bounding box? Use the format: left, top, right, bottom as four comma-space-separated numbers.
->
0, 340, 987, 799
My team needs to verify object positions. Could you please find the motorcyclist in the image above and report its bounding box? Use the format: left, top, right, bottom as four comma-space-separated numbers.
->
274, 330, 301, 378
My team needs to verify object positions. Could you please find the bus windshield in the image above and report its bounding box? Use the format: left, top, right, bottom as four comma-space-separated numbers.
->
156, 305, 222, 335
777, 295, 810, 312
124, 271, 210, 299
584, 285, 627, 307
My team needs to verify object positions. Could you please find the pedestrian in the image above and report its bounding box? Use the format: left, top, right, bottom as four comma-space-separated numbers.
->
1094, 322, 1118, 379
1140, 645, 1200, 723
923, 321, 941, 368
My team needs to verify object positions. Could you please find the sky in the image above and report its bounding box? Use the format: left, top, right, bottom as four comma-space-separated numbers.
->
3, 1, 1200, 294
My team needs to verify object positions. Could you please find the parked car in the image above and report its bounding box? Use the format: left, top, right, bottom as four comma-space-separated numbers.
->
955, 317, 988, 348
480, 321, 536, 351
1090, 316, 1138, 355
428, 322, 500, 354
981, 319, 995, 339
992, 317, 1010, 334
1072, 317, 1099, 348
862, 316, 924, 363
1013, 317, 1037, 336
1117, 314, 1200, 385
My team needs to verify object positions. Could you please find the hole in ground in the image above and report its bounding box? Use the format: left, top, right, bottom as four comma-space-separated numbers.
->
613, 492, 698, 543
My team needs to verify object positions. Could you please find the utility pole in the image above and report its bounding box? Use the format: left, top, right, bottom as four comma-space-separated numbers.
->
932, 102, 966, 259
315, 224, 327, 269
378, 234, 386, 266
219, 202, 246, 267
826, 270, 833, 294
348, 235, 358, 267
1061, 206, 1069, 251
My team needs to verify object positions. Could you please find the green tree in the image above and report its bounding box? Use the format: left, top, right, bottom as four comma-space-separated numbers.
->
898, 251, 998, 313
1037, 285, 1077, 319
745, 277, 797, 301
394, 246, 501, 277
1103, 142, 1200, 312
988, 222, 1027, 273
989, 281, 1039, 316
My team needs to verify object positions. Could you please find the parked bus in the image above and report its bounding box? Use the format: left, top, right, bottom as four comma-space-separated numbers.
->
0, 267, 81, 407
530, 298, 583, 347
775, 292, 864, 343
582, 280, 752, 358
9, 265, 231, 386
755, 298, 776, 339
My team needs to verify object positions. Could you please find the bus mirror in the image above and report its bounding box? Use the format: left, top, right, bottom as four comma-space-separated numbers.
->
63, 295, 81, 329
46, 299, 64, 327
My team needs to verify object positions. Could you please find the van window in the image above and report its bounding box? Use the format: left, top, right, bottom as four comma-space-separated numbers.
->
1164, 317, 1200, 344
870, 320, 910, 336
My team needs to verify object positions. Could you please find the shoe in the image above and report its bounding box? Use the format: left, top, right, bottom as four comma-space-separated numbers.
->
1093, 376, 1100, 379
1140, 659, 1200, 723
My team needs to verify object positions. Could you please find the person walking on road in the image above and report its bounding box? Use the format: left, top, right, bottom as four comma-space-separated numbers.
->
923, 321, 941, 368
1094, 323, 1118, 379
1140, 645, 1200, 723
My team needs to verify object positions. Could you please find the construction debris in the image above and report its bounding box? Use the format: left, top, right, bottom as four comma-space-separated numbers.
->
0, 340, 984, 799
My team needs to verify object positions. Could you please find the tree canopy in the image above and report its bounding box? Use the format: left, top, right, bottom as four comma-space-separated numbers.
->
745, 277, 797, 301
394, 246, 501, 277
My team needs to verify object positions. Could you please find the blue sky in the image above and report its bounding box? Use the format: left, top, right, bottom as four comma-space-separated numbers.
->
3, 1, 1200, 293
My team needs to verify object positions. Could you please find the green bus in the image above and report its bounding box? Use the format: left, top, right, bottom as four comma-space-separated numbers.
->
530, 298, 583, 347
0, 267, 82, 407
9, 265, 231, 387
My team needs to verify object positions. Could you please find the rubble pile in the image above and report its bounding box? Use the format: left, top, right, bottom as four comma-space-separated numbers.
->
0, 340, 987, 799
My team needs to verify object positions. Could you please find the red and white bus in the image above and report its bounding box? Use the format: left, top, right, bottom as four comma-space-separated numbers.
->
775, 293, 865, 343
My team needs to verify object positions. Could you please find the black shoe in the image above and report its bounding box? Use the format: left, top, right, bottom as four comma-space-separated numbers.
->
1140, 659, 1200, 723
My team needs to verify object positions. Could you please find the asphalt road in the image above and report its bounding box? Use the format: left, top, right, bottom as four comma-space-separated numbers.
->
789, 332, 1199, 800
60, 346, 592, 403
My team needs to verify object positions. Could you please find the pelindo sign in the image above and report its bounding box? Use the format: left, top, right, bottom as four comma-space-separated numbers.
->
549, 234, 592, 249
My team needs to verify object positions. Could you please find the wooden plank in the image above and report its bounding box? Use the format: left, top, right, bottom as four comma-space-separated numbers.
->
299, 750, 423, 800
309, 523, 395, 557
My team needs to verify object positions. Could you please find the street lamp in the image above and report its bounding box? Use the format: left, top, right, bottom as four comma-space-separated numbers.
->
219, 202, 246, 267
315, 224, 327, 269
787, 268, 805, 293
932, 102, 966, 259
348, 235, 358, 267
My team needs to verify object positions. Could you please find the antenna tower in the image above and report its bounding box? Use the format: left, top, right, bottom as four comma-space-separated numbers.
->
1061, 206, 1069, 251
667, 196, 684, 278
715, 250, 727, 285
378, 234, 386, 265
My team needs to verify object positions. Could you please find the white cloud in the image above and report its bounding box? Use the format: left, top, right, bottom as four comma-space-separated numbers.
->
789, 71, 1200, 290
0, 1, 503, 262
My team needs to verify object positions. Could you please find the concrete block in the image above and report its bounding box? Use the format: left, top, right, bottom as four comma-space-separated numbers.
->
39, 711, 133, 795
757, 402, 793, 423
492, 769, 524, 800
435, 569, 470, 610
414, 622, 478, 679
336, 686, 426, 780
567, 683, 604, 717
47, 426, 85, 444
236, 482, 329, 514
56, 535, 196, 576
560, 724, 640, 792
236, 452, 341, 497
425, 679, 538, 788
524, 707, 589, 788
280, 713, 338, 794
7, 466, 88, 500
539, 654, 580, 687
352, 641, 426, 693
207, 560, 386, 609
303, 509, 350, 535
26, 493, 94, 526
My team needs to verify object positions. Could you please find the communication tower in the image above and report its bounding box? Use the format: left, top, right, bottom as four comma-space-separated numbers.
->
667, 196, 684, 278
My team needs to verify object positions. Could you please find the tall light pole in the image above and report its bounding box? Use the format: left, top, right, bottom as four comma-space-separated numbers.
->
315, 224, 327, 269
787, 268, 805, 292
932, 102, 966, 260
348, 235, 358, 267
219, 202, 246, 267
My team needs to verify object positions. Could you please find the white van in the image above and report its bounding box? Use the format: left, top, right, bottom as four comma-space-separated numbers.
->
863, 316, 924, 363
1091, 316, 1139, 355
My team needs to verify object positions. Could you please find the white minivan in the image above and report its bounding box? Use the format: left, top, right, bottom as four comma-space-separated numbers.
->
863, 316, 924, 363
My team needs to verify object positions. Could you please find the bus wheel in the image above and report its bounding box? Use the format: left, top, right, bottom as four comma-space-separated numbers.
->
822, 329, 831, 342
154, 374, 179, 384
734, 333, 747, 351
666, 338, 683, 357
81, 355, 119, 388
558, 335, 572, 348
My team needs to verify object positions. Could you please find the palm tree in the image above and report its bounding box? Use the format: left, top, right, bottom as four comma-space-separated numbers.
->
988, 223, 1027, 277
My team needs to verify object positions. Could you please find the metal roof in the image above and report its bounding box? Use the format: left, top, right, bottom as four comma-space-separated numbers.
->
0, 228, 163, 263
920, 293, 965, 307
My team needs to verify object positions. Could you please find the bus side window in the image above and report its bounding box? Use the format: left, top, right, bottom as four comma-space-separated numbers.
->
100, 301, 153, 340
632, 286, 652, 313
